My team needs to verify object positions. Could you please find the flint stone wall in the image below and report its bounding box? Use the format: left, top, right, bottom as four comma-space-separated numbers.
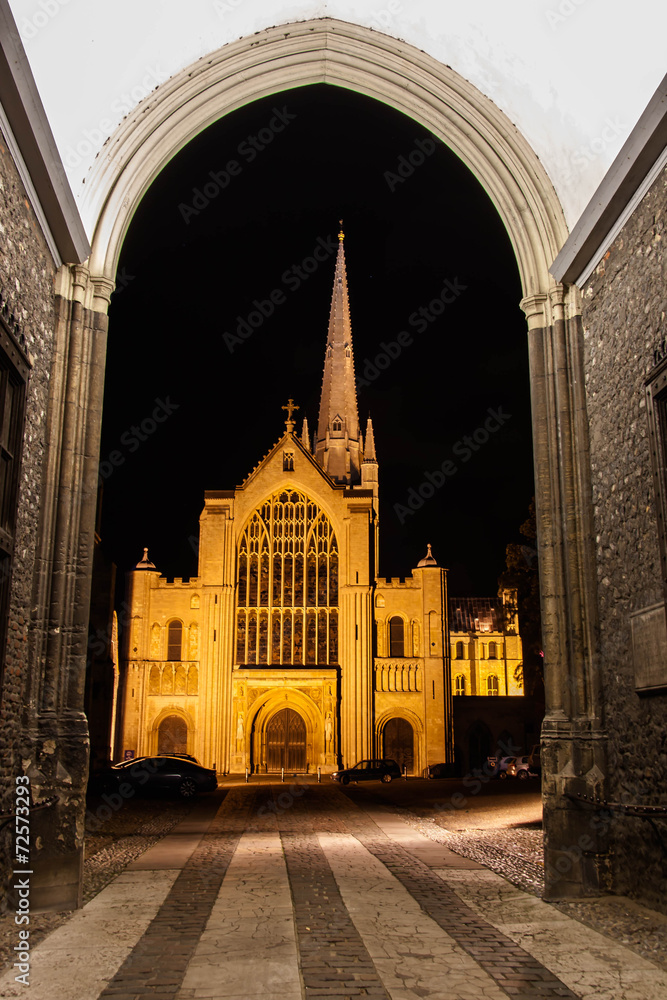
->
582, 164, 667, 912
0, 126, 57, 904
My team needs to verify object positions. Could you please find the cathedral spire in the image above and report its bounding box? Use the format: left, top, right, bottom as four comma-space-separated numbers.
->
316, 223, 361, 482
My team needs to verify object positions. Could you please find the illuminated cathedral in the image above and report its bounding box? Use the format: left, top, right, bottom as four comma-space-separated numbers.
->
119, 229, 523, 774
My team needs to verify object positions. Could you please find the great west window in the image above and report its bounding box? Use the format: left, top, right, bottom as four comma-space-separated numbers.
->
236, 490, 338, 665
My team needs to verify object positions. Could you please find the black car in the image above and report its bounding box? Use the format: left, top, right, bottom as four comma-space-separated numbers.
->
332, 758, 402, 784
101, 755, 217, 798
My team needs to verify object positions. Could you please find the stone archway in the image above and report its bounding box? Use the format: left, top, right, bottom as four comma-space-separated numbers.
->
45, 17, 603, 902
382, 717, 414, 773
157, 714, 188, 755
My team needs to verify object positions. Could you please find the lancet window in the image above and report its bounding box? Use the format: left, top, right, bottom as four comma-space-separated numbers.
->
236, 490, 339, 665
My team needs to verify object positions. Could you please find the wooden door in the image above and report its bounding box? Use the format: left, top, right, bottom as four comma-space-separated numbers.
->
383, 717, 414, 772
266, 708, 306, 771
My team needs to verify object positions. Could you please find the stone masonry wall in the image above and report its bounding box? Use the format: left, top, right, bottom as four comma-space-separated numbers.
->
582, 164, 667, 912
0, 125, 57, 904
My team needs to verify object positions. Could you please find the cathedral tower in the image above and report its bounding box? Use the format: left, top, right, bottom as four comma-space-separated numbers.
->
315, 225, 362, 483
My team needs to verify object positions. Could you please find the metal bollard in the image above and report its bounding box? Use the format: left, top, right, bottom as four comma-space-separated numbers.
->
245, 767, 249, 783
403, 765, 408, 780
281, 767, 285, 783
317, 766, 321, 783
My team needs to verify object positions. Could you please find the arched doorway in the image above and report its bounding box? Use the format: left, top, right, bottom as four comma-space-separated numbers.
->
157, 715, 187, 755
383, 717, 414, 772
266, 708, 306, 771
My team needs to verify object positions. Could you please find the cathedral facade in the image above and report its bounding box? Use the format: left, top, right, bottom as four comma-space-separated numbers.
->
119, 230, 522, 775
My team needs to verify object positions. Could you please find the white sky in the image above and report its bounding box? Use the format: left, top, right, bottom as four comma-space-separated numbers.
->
8, 0, 667, 235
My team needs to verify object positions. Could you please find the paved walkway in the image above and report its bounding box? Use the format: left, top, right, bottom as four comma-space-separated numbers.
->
2, 780, 666, 1000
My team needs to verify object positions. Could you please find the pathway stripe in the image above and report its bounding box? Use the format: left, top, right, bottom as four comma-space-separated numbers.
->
338, 787, 581, 999
434, 865, 667, 1000
176, 830, 301, 1000
281, 829, 391, 1000
320, 831, 510, 1000
0, 869, 180, 1000
96, 786, 256, 1000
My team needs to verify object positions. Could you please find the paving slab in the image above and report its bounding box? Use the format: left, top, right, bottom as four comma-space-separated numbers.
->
127, 794, 222, 870
177, 831, 300, 999
435, 865, 667, 999
0, 869, 179, 1000
320, 831, 509, 1000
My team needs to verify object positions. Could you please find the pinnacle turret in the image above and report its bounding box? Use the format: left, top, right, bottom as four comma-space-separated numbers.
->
301, 416, 312, 452
363, 416, 377, 462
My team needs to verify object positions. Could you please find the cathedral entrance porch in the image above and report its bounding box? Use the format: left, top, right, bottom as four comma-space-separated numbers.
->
236, 677, 338, 775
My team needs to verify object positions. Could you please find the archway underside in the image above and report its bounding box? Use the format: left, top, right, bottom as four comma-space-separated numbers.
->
83, 18, 568, 310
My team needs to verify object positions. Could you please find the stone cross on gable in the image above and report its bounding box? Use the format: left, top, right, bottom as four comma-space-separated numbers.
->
282, 398, 299, 431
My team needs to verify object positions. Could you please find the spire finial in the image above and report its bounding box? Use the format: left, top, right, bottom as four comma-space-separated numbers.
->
338, 219, 344, 242
135, 547, 156, 570
417, 543, 438, 568
282, 398, 299, 432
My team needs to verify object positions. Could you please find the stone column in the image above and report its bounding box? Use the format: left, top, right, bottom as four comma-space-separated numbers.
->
522, 285, 610, 899
25, 265, 113, 910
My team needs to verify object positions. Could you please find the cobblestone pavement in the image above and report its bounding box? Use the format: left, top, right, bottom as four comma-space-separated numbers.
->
2, 779, 667, 1000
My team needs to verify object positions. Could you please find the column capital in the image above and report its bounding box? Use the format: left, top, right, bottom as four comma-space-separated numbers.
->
519, 292, 548, 329
55, 264, 116, 313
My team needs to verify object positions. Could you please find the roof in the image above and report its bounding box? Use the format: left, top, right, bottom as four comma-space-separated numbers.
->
449, 598, 504, 632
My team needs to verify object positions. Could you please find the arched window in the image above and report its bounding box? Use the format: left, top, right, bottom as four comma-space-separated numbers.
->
167, 620, 182, 660
389, 616, 405, 657
236, 490, 338, 666
487, 674, 499, 696
488, 641, 498, 659
455, 641, 464, 659
332, 417, 342, 432
455, 674, 466, 696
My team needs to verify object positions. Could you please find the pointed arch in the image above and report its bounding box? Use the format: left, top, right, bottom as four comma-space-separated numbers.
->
84, 18, 566, 299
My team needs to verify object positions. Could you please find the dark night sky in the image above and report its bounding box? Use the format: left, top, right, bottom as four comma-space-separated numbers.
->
100, 83, 533, 597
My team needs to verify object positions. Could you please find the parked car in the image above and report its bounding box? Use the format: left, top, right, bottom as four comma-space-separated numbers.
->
425, 762, 456, 779
486, 755, 517, 779
332, 758, 402, 784
100, 755, 217, 798
506, 753, 541, 780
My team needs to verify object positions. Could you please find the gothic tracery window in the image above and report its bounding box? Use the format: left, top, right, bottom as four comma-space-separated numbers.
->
236, 490, 339, 665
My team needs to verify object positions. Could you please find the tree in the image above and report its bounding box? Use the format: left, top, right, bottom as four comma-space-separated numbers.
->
498, 498, 544, 702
